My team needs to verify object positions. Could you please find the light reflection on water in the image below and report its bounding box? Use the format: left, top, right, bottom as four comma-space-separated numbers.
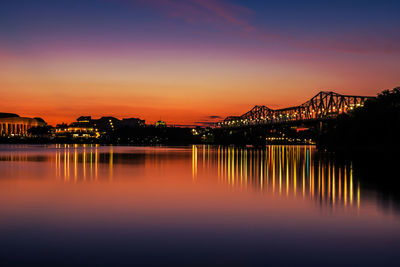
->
2, 145, 360, 211
0, 144, 399, 266
0, 144, 396, 215
193, 145, 360, 211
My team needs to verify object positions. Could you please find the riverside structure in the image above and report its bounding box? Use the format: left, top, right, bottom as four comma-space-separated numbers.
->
0, 113, 46, 136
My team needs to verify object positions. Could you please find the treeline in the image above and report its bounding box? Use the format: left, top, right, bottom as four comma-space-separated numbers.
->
213, 124, 315, 146
106, 126, 200, 145
317, 87, 400, 152
1, 126, 202, 145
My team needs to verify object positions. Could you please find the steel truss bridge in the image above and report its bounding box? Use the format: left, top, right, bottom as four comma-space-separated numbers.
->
220, 91, 374, 127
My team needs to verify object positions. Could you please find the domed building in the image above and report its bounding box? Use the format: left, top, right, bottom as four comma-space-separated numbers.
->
0, 113, 46, 136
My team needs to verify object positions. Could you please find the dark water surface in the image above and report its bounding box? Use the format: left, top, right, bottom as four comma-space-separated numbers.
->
0, 144, 399, 266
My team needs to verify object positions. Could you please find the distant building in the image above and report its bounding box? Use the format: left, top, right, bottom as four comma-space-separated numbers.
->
155, 120, 166, 127
121, 118, 145, 127
92, 117, 119, 134
77, 116, 91, 123
54, 115, 146, 138
0, 113, 46, 136
55, 125, 98, 138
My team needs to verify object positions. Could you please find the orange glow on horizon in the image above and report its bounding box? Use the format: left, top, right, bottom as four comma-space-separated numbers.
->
0, 47, 397, 126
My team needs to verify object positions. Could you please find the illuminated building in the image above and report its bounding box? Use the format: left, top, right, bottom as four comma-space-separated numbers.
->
54, 115, 145, 138
0, 113, 46, 136
155, 120, 166, 127
77, 116, 92, 123
55, 125, 99, 138
91, 117, 119, 134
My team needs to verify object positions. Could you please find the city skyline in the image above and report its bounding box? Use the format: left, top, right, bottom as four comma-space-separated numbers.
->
1, 0, 399, 126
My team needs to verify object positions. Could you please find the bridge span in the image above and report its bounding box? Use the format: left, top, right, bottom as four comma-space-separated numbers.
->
220, 91, 374, 127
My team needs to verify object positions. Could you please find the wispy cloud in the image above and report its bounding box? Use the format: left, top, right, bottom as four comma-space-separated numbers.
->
135, 0, 254, 32
193, 115, 222, 126
119, 0, 400, 54
205, 115, 222, 119
194, 121, 217, 127
301, 33, 400, 54
192, 0, 255, 32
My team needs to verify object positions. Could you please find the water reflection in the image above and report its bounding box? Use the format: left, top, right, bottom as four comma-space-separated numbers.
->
53, 144, 102, 181
192, 145, 360, 210
53, 144, 147, 182
0, 144, 399, 266
0, 144, 393, 214
0, 144, 115, 182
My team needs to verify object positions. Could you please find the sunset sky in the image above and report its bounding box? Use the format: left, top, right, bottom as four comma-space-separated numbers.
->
1, 0, 399, 126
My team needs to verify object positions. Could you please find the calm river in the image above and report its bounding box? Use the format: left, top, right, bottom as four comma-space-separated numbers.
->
0, 145, 399, 266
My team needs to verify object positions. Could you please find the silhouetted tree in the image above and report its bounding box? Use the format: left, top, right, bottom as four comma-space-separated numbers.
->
27, 126, 53, 137
318, 87, 400, 151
